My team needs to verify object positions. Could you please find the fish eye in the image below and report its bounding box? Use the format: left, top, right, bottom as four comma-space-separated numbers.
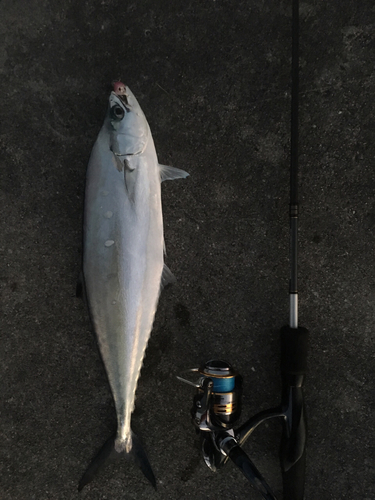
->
110, 105, 125, 120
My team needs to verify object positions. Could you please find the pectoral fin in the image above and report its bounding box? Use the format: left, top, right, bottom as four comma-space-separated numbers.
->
112, 154, 124, 172
159, 164, 189, 182
124, 159, 136, 200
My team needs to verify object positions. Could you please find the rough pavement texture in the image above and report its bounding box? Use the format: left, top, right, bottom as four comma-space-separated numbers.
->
1, 1, 374, 499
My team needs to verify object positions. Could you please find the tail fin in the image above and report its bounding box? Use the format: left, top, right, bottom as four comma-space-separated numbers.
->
78, 431, 156, 491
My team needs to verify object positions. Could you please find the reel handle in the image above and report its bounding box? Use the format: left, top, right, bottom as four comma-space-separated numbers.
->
219, 436, 277, 500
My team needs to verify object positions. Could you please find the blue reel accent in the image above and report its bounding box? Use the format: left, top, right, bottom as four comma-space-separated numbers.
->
204, 375, 235, 393
201, 360, 237, 393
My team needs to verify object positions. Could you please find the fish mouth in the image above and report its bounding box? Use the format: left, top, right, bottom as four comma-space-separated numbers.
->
112, 81, 131, 106
110, 91, 131, 111
118, 93, 130, 108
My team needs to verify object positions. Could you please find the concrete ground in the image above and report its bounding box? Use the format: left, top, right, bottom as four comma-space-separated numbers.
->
1, 1, 374, 499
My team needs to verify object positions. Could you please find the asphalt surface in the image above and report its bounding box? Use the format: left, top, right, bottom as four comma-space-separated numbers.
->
1, 1, 374, 499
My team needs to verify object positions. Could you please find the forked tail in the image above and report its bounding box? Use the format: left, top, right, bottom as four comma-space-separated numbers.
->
78, 431, 156, 491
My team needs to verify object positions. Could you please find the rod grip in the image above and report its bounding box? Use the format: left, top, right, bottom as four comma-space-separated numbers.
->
280, 325, 308, 500
281, 449, 306, 500
280, 325, 309, 375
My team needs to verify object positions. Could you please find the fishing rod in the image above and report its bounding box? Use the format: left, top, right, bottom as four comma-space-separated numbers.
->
178, 1, 309, 498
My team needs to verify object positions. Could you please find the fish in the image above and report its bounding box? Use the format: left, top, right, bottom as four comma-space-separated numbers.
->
78, 81, 188, 490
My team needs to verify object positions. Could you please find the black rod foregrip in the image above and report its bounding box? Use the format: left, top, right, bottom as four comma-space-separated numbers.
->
280, 325, 308, 375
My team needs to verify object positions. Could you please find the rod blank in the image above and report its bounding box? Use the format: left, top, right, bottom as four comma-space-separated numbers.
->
289, 0, 299, 329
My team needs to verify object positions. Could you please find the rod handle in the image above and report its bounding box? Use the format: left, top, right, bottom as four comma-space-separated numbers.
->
280, 325, 309, 375
280, 325, 308, 500
281, 448, 306, 500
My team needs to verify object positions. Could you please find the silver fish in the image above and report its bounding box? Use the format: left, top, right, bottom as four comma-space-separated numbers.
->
79, 82, 188, 490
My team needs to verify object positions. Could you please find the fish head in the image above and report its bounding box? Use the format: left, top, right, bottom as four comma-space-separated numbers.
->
107, 82, 149, 157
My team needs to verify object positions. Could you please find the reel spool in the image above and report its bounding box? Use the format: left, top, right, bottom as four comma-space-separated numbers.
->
192, 360, 242, 431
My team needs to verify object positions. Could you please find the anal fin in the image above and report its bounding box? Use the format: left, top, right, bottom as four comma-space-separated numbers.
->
76, 271, 88, 306
161, 264, 176, 291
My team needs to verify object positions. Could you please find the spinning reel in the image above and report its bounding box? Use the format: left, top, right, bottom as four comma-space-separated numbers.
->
178, 360, 283, 500
178, 351, 308, 500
